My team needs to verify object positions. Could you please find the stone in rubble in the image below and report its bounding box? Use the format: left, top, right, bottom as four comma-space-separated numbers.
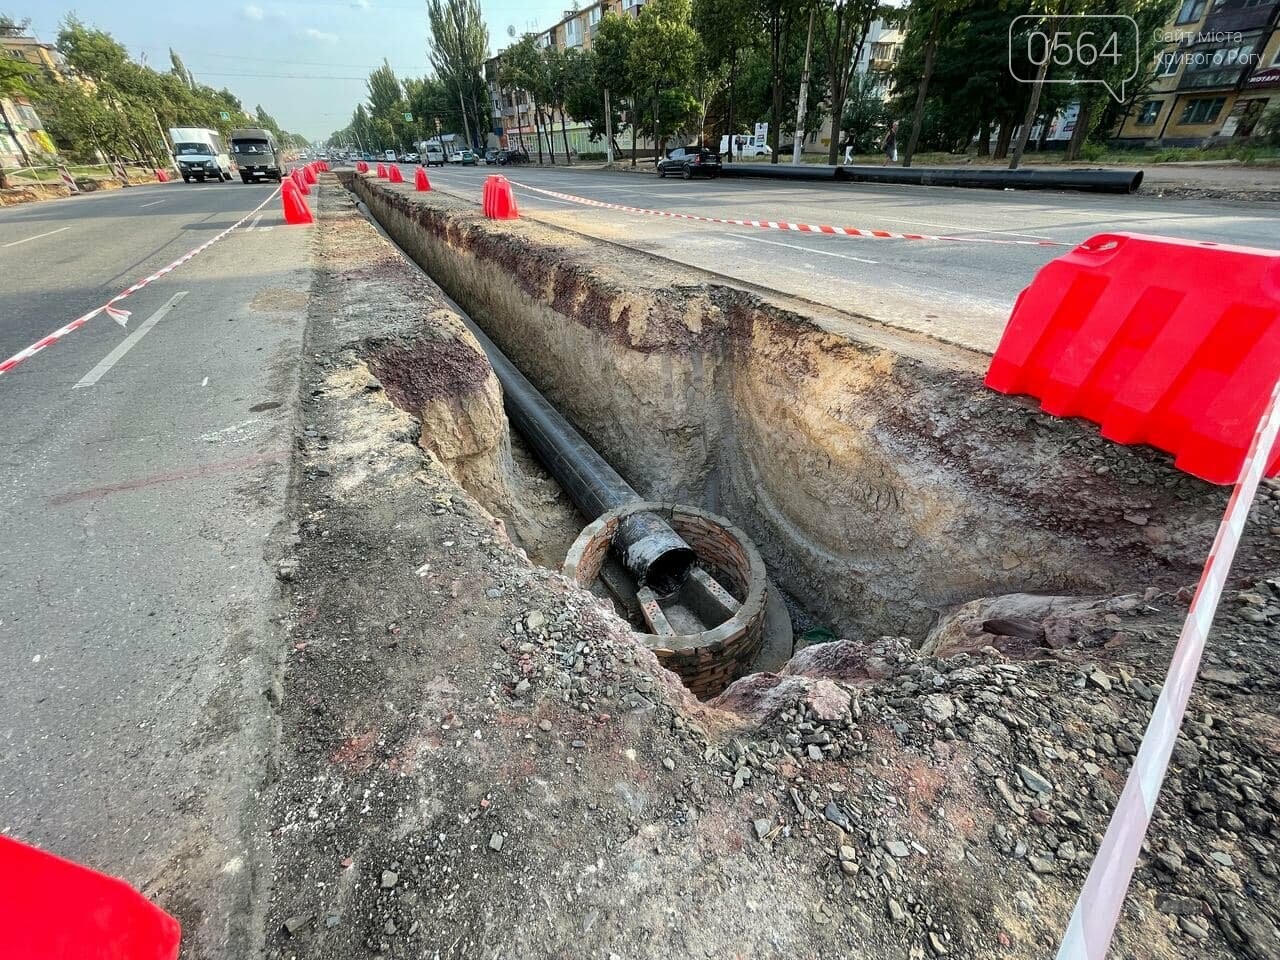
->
920, 693, 955, 724
1016, 764, 1054, 795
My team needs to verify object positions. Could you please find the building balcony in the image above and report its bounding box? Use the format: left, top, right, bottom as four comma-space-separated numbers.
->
1202, 0, 1278, 35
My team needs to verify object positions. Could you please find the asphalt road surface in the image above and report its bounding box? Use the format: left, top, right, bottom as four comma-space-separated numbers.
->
0, 178, 308, 956
407, 161, 1279, 352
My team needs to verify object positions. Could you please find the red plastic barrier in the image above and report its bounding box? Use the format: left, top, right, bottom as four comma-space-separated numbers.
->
291, 169, 310, 196
376, 163, 387, 178
415, 167, 431, 191
356, 160, 368, 173
986, 232, 1280, 484
281, 177, 314, 225
482, 174, 518, 220
388, 164, 404, 184
303, 165, 318, 185
0, 835, 181, 960
154, 169, 169, 183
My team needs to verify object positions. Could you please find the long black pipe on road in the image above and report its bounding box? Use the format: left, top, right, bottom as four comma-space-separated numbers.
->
719, 162, 1143, 194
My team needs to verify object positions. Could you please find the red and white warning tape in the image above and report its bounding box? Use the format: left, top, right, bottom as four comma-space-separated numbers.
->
0, 185, 283, 378
1057, 378, 1280, 960
505, 179, 1067, 247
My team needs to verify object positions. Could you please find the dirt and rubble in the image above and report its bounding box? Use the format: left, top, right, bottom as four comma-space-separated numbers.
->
260, 175, 1280, 960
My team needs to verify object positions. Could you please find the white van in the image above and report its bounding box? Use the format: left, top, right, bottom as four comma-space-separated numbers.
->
719, 134, 772, 159
422, 143, 445, 167
170, 127, 234, 182
384, 149, 397, 163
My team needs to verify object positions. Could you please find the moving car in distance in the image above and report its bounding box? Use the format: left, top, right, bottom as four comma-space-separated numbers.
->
495, 147, 529, 165
447, 150, 477, 165
656, 145, 722, 180
403, 151, 419, 163
229, 127, 283, 183
170, 127, 234, 183
483, 148, 498, 164
423, 144, 445, 166
384, 149, 397, 163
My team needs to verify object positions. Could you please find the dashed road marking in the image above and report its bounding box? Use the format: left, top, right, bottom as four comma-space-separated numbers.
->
2, 226, 71, 248
735, 233, 878, 265
139, 199, 166, 209
73, 291, 189, 389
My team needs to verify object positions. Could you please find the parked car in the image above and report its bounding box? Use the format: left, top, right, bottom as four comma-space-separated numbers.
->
656, 145, 722, 180
403, 151, 420, 163
483, 148, 498, 164
447, 150, 478, 165
422, 144, 445, 166
384, 149, 397, 163
719, 134, 772, 159
495, 148, 528, 165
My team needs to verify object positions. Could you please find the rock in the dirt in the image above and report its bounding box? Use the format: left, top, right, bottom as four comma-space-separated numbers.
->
1017, 764, 1054, 794
489, 833, 505, 852
804, 679, 852, 721
754, 818, 773, 840
537, 719, 553, 732
380, 870, 399, 889
526, 610, 547, 631
921, 693, 955, 724
283, 914, 312, 936
884, 840, 910, 859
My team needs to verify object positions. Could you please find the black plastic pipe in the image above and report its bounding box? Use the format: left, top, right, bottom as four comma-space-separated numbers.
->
457, 313, 695, 597
719, 162, 1142, 194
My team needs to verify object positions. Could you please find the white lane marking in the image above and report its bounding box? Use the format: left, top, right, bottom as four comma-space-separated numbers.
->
73, 291, 189, 389
2, 225, 71, 248
735, 233, 878, 265
247, 214, 264, 231
869, 213, 1057, 241
139, 199, 166, 209
201, 376, 210, 387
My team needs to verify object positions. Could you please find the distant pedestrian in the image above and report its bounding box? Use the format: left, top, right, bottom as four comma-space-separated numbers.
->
843, 133, 854, 165
882, 121, 899, 165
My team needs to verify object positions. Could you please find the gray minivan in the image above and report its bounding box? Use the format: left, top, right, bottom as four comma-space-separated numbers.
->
230, 128, 283, 183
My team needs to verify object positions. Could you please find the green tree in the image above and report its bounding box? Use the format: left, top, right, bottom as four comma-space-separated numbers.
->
500, 34, 554, 162
426, 0, 491, 151
594, 12, 641, 164
692, 0, 760, 159
821, 0, 883, 164
630, 0, 701, 160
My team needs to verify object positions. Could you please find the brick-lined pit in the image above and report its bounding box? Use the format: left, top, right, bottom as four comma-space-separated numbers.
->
564, 502, 767, 699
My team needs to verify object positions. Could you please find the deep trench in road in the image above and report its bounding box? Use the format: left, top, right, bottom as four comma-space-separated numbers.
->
341, 170, 1245, 701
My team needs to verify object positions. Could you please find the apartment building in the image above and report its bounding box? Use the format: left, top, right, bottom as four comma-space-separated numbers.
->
1, 31, 68, 166
1116, 0, 1279, 144
2, 32, 77, 85
486, 3, 904, 158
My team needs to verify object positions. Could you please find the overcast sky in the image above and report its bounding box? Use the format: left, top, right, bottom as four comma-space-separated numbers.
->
14, 0, 575, 140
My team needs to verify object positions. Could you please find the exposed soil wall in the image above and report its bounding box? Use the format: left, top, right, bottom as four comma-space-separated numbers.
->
348, 173, 1236, 641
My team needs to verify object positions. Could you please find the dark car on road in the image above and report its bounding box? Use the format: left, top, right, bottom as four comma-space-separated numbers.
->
495, 148, 529, 165
656, 145, 721, 180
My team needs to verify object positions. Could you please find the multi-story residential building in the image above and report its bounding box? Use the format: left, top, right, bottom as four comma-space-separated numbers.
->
806, 16, 905, 156
1115, 0, 1279, 144
485, 2, 904, 158
1, 31, 67, 166
1, 32, 77, 85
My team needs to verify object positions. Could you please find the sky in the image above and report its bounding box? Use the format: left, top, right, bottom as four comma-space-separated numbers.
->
14, 0, 576, 141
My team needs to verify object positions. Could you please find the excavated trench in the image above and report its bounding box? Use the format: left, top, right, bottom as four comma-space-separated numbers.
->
344, 172, 1236, 699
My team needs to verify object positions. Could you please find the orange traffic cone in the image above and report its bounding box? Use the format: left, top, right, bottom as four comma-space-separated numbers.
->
483, 175, 519, 220
376, 163, 387, 178
282, 177, 314, 225
0, 835, 181, 960
388, 164, 404, 183
415, 167, 431, 191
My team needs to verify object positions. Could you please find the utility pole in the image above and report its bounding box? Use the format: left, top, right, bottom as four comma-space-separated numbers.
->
603, 88, 614, 164
152, 108, 175, 170
792, 3, 816, 165
458, 88, 473, 150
